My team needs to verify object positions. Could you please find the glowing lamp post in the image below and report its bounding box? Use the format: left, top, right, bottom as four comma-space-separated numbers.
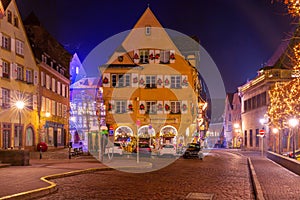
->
288, 118, 299, 159
16, 100, 25, 150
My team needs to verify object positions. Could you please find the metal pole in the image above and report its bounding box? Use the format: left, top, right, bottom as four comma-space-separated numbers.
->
261, 136, 264, 157
18, 111, 21, 150
292, 128, 295, 159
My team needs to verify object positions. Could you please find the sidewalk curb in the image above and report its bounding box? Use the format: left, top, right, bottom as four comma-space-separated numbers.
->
0, 162, 152, 200
247, 157, 265, 200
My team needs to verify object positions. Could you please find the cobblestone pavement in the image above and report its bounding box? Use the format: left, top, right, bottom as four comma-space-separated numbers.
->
240, 151, 300, 200
37, 149, 254, 200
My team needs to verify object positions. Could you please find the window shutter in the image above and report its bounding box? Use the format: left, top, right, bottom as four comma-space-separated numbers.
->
157, 101, 163, 114
139, 75, 145, 88
133, 50, 139, 63
127, 100, 133, 113
181, 100, 188, 114
170, 50, 175, 63
33, 95, 37, 110
11, 38, 15, 52
52, 78, 56, 92
102, 73, 110, 87
157, 75, 163, 88
0, 59, 2, 78
0, 33, 2, 47
52, 100, 56, 116
62, 84, 65, 97
149, 50, 155, 64
0, 88, 2, 106
155, 50, 160, 64
164, 101, 170, 114
131, 73, 138, 88
34, 70, 38, 85
164, 75, 170, 88
11, 63, 17, 79
139, 101, 146, 114
182, 75, 188, 88
41, 96, 45, 112
109, 100, 115, 114
57, 81, 61, 95
41, 72, 44, 86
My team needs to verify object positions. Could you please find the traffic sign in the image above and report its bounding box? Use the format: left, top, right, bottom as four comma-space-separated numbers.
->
259, 129, 265, 135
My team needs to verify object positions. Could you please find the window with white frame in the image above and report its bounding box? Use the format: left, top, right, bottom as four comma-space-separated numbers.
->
57, 103, 62, 117
15, 39, 24, 56
1, 34, 11, 50
16, 64, 24, 81
139, 49, 149, 64
2, 88, 10, 108
171, 75, 181, 88
146, 75, 156, 88
111, 74, 130, 87
115, 101, 126, 114
171, 101, 181, 114
26, 69, 33, 84
63, 104, 67, 118
2, 60, 10, 78
146, 101, 157, 114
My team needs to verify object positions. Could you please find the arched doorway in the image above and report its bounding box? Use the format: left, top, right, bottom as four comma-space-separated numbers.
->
138, 125, 156, 147
160, 125, 178, 145
115, 126, 134, 152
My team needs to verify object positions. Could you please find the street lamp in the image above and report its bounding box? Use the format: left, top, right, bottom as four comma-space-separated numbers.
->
288, 118, 299, 159
16, 100, 25, 150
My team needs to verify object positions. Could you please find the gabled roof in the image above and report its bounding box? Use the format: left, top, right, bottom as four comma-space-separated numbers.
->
106, 7, 182, 64
133, 7, 163, 29
70, 77, 100, 89
24, 12, 71, 77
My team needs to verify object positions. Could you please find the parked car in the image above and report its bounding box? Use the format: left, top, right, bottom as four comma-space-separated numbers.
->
105, 142, 123, 156
158, 144, 177, 157
183, 143, 203, 160
133, 143, 152, 156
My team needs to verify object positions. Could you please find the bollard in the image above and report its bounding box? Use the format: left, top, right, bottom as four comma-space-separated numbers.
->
39, 145, 42, 159
69, 145, 71, 159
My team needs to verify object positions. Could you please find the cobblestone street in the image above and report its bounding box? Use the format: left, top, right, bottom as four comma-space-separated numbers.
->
37, 150, 254, 200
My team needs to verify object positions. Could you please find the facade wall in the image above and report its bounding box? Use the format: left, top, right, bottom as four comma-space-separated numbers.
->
0, 0, 39, 150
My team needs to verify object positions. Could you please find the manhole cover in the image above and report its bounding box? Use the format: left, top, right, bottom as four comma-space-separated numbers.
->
186, 193, 214, 200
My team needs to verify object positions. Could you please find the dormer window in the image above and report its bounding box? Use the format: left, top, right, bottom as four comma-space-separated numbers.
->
7, 10, 12, 23
145, 26, 151, 36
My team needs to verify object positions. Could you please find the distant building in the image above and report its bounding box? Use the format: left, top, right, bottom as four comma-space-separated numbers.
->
99, 7, 207, 150
70, 53, 86, 85
24, 12, 71, 149
223, 92, 241, 148
69, 77, 100, 148
0, 0, 39, 150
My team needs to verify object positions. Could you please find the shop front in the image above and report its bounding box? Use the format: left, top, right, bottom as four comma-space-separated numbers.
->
138, 125, 156, 148
159, 125, 178, 146
114, 126, 134, 152
44, 121, 65, 148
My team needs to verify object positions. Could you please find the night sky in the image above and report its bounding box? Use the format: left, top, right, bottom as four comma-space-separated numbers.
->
16, 0, 294, 93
